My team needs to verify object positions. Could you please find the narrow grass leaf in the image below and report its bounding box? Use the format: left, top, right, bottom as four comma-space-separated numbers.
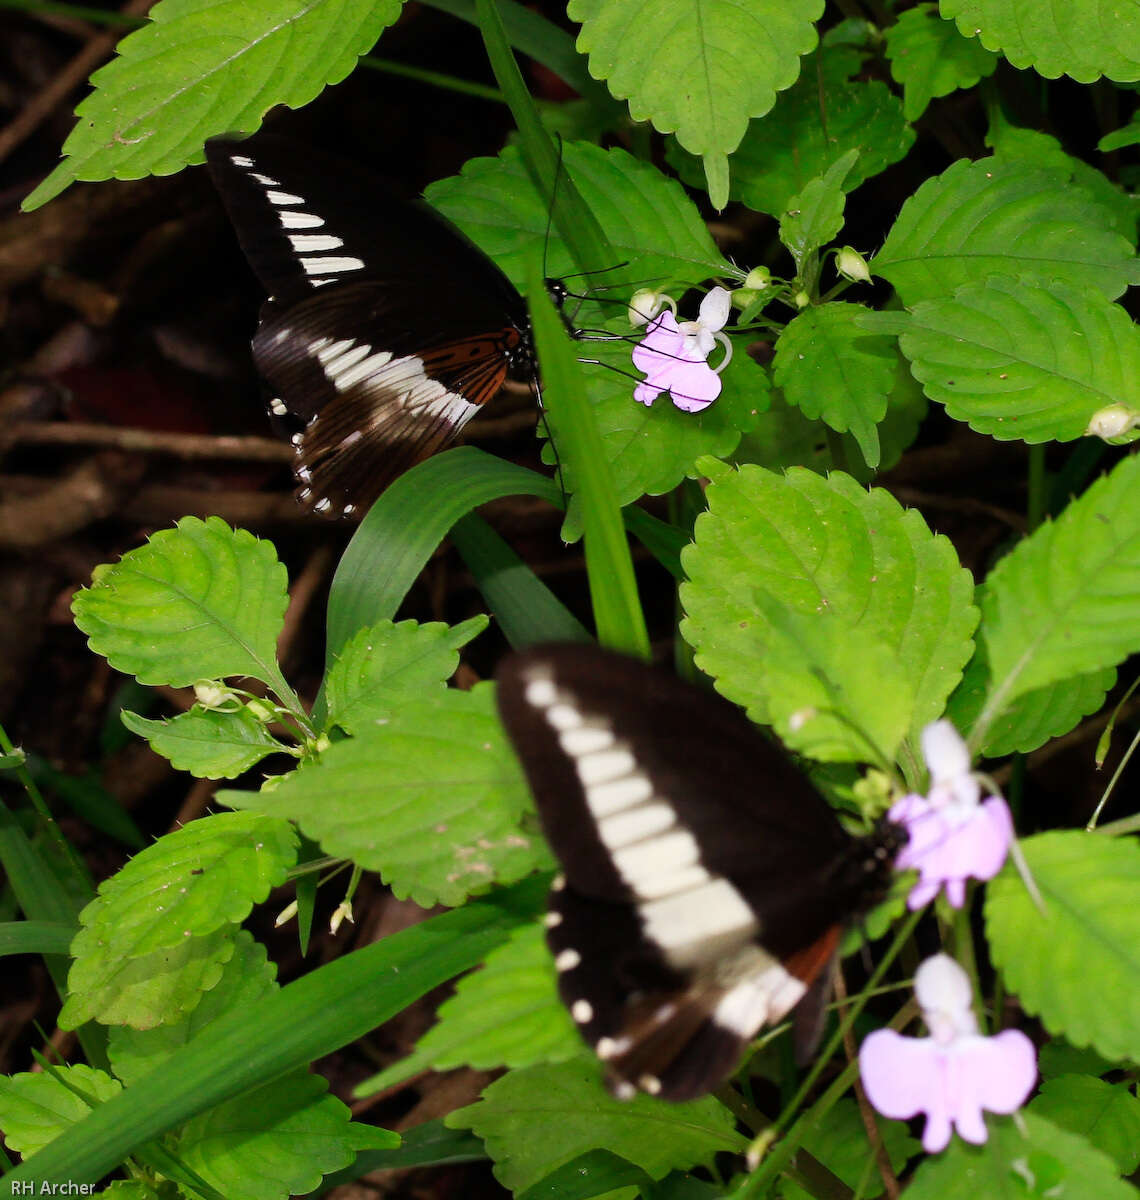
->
0, 921, 75, 959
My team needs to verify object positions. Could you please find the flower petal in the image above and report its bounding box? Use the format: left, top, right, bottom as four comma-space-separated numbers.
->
698, 285, 732, 332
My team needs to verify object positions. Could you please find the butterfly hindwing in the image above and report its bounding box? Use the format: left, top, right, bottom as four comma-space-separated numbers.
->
495, 643, 902, 1099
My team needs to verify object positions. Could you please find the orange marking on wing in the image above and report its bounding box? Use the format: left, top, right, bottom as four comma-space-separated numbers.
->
783, 925, 840, 985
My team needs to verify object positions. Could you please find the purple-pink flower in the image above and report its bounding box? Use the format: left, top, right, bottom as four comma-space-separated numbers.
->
631, 286, 732, 413
860, 954, 1036, 1152
891, 720, 1014, 909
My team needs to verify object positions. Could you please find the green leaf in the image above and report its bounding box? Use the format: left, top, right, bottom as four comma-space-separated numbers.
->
874, 158, 1140, 305
323, 616, 489, 735
986, 831, 1140, 1063
773, 302, 895, 469
778, 1098, 918, 1199
904, 1112, 1134, 1200
72, 516, 289, 690
566, 0, 822, 177
885, 4, 997, 121
0, 1066, 122, 1158
446, 1059, 744, 1193
121, 706, 288, 779
519, 1150, 654, 1200
945, 648, 1114, 758
362, 922, 581, 1093
668, 45, 913, 217
61, 812, 297, 1028
2, 881, 543, 1191
107, 930, 276, 1085
778, 150, 858, 274
1037, 1041, 1114, 1080
940, 0, 1140, 85
1030, 1076, 1140, 1175
680, 464, 978, 762
863, 277, 1140, 444
426, 141, 730, 288
177, 1070, 394, 1200
23, 0, 403, 210
0, 920, 75, 959
978, 453, 1140, 714
221, 687, 546, 908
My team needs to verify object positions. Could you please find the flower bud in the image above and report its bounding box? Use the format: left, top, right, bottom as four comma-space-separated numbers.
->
629, 288, 667, 327
1085, 403, 1140, 439
836, 246, 871, 284
793, 290, 810, 309
194, 680, 235, 710
330, 900, 355, 935
245, 697, 276, 724
743, 266, 772, 291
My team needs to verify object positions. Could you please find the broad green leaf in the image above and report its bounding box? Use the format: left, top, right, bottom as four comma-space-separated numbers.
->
680, 464, 977, 762
121, 706, 288, 780
987, 125, 1140, 242
566, 0, 822, 192
108, 930, 277, 1085
323, 616, 489, 735
61, 813, 296, 1027
986, 832, 1140, 1063
222, 686, 546, 908
519, 1150, 653, 1200
177, 1070, 395, 1200
446, 1059, 744, 1193
24, 0, 402, 210
940, 0, 1140, 84
905, 1112, 1134, 1200
979, 453, 1140, 711
1030, 1076, 1140, 1175
1037, 1042, 1114, 1080
426, 141, 730, 289
363, 922, 581, 1093
545, 329, 769, 540
779, 1098, 918, 1199
0, 1066, 121, 1158
72, 516, 289, 691
874, 158, 1140, 305
778, 150, 858, 273
4, 881, 543, 1191
773, 302, 895, 468
62, 925, 237, 1031
864, 277, 1140, 443
668, 45, 913, 217
946, 648, 1114, 758
885, 4, 997, 121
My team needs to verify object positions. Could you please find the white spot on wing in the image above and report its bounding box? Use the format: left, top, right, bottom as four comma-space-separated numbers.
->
333, 349, 394, 392
598, 802, 675, 850
302, 255, 366, 276
279, 211, 324, 230
315, 338, 352, 363
269, 397, 287, 416
251, 173, 279, 186
546, 703, 583, 731
586, 774, 653, 818
640, 878, 758, 968
559, 726, 613, 756
572, 999, 593, 1023
267, 190, 305, 206
289, 233, 344, 253
712, 949, 806, 1037
525, 678, 557, 707
231, 155, 254, 168
544, 910, 563, 928
555, 949, 581, 972
576, 748, 636, 787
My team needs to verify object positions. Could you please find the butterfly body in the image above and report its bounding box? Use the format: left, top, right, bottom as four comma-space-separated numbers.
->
206, 134, 536, 514
495, 643, 904, 1100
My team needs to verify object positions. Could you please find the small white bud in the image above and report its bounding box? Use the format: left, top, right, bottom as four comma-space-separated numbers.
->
793, 290, 811, 309
194, 680, 236, 710
274, 900, 298, 928
329, 900, 355, 935
836, 246, 871, 283
1085, 403, 1140, 440
743, 265, 772, 291
629, 288, 668, 327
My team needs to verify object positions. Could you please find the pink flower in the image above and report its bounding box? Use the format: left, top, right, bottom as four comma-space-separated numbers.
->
891, 721, 1014, 908
860, 955, 1036, 1152
631, 287, 733, 413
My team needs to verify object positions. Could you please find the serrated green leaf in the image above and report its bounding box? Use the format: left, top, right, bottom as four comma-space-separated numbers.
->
364, 922, 581, 1093
0, 1066, 122, 1158
108, 930, 277, 1085
864, 277, 1140, 443
176, 1070, 394, 1200
62, 925, 237, 1031
680, 465, 977, 763
778, 150, 858, 273
904, 1112, 1133, 1200
945, 647, 1113, 758
323, 617, 489, 735
1030, 1076, 1140, 1175
121, 706, 288, 779
986, 831, 1140, 1063
779, 1098, 918, 1199
446, 1059, 744, 1193
978, 453, 1140, 712
426, 141, 730, 289
773, 302, 895, 468
668, 45, 913, 217
567, 0, 822, 169
940, 0, 1140, 84
885, 4, 997, 121
72, 516, 289, 690
23, 0, 402, 210
222, 686, 546, 907
546, 329, 769, 540
874, 158, 1140, 305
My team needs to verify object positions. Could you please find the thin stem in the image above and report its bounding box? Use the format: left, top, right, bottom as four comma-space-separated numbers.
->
0, 0, 141, 24
358, 55, 505, 103
1026, 443, 1047, 532
1087, 722, 1140, 829
1094, 811, 1140, 836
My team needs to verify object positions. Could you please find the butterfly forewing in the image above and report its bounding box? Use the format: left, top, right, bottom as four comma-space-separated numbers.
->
495, 643, 902, 1100
206, 134, 533, 513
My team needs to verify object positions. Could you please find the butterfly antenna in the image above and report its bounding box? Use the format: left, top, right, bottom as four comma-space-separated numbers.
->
542, 135, 565, 286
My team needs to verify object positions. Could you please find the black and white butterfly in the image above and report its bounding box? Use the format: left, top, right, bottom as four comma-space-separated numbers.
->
206, 133, 537, 515
495, 643, 906, 1102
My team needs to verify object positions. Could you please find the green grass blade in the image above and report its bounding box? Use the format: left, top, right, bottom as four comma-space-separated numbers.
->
0, 921, 75, 958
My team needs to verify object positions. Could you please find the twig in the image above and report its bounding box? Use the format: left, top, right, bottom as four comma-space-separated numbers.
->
2, 421, 294, 463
